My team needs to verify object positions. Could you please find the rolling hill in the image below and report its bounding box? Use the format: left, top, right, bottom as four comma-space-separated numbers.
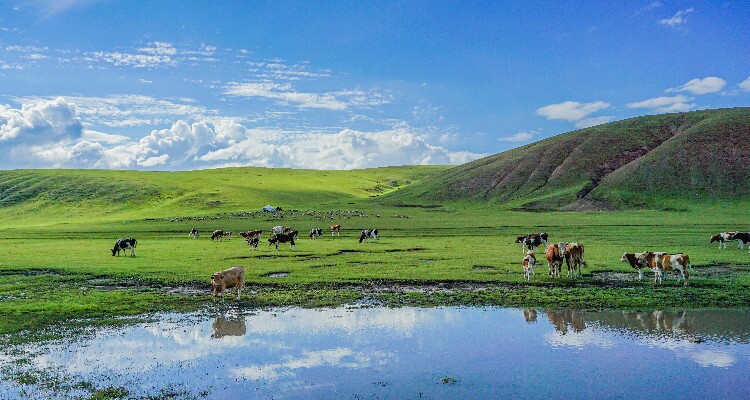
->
385, 107, 750, 210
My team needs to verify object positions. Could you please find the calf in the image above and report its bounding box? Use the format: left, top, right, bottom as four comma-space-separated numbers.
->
269, 231, 297, 250
330, 224, 341, 237
359, 229, 378, 243
515, 233, 549, 254
210, 266, 245, 301
564, 243, 587, 278
211, 230, 224, 241
709, 232, 736, 249
310, 228, 323, 239
545, 242, 566, 278
621, 252, 648, 281
112, 238, 137, 257
522, 251, 536, 282
189, 228, 199, 239
245, 236, 259, 250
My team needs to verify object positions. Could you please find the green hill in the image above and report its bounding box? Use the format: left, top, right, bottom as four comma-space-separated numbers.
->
385, 107, 750, 210
0, 166, 447, 226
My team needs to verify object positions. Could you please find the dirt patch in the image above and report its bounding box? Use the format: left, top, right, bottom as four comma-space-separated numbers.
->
690, 264, 746, 279
384, 248, 426, 253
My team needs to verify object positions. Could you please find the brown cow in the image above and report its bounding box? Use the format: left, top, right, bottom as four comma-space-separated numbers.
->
330, 224, 341, 237
522, 251, 536, 281
210, 266, 245, 300
564, 243, 587, 278
545, 243, 566, 278
240, 230, 263, 240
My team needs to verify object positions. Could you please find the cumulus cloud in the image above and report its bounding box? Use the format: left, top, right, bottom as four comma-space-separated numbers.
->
667, 77, 727, 95
498, 130, 540, 142
535, 101, 610, 122
739, 76, 750, 92
0, 97, 83, 144
626, 95, 696, 112
659, 8, 694, 26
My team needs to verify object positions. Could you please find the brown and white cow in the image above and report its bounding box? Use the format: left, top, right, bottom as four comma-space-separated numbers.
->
210, 266, 245, 301
564, 243, 587, 278
637, 252, 690, 286
620, 252, 648, 281
709, 232, 737, 249
270, 226, 294, 237
522, 251, 536, 281
330, 224, 341, 237
545, 243, 567, 278
240, 230, 263, 240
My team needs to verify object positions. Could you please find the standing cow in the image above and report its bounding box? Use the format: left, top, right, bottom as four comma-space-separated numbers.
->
189, 229, 199, 239
112, 238, 137, 257
516, 233, 549, 254
359, 229, 378, 243
545, 242, 566, 278
211, 230, 224, 241
310, 228, 323, 240
522, 251, 536, 282
330, 224, 341, 237
564, 243, 587, 278
269, 231, 297, 250
210, 266, 245, 301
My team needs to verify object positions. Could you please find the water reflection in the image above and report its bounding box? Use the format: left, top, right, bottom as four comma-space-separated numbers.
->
2, 307, 749, 399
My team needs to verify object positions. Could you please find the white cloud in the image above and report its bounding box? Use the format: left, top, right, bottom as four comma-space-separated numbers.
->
0, 97, 83, 144
659, 8, 694, 26
535, 101, 610, 122
575, 116, 614, 129
667, 77, 727, 95
626, 95, 696, 112
635, 2, 661, 16
739, 76, 750, 92
225, 82, 390, 111
499, 130, 540, 142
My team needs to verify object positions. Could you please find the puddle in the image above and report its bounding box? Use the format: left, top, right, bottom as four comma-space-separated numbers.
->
2, 308, 750, 399
264, 272, 290, 278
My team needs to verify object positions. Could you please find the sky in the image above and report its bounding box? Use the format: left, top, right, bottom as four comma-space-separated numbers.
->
0, 0, 748, 170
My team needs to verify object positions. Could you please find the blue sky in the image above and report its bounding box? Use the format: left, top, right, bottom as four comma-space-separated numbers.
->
0, 1, 748, 170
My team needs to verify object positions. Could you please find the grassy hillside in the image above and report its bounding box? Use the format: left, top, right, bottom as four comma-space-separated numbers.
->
0, 166, 447, 227
385, 108, 750, 210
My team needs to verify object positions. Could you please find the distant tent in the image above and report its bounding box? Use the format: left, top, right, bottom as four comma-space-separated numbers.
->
262, 205, 277, 213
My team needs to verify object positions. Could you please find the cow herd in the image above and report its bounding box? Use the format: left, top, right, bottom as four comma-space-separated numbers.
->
515, 233, 587, 282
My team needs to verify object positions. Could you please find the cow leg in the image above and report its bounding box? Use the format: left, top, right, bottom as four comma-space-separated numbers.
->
638, 268, 643, 281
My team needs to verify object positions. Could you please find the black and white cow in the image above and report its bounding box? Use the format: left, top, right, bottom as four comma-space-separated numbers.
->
189, 228, 199, 239
731, 232, 750, 251
246, 236, 259, 250
310, 228, 323, 240
112, 238, 137, 257
269, 231, 297, 250
211, 230, 224, 241
515, 233, 549, 254
359, 229, 378, 243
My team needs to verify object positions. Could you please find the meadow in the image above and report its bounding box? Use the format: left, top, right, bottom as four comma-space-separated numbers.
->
1, 167, 750, 337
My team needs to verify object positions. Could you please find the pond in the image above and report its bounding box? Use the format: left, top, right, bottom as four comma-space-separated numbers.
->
2, 307, 750, 399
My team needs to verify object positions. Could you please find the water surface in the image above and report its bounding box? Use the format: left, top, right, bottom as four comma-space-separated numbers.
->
2, 307, 750, 399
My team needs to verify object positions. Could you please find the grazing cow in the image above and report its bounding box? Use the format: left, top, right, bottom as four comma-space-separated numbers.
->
564, 243, 587, 278
330, 224, 341, 237
112, 238, 137, 257
269, 231, 297, 250
522, 251, 536, 281
621, 252, 648, 281
210, 266, 245, 301
240, 230, 263, 240
710, 232, 736, 249
223, 231, 233, 240
189, 228, 199, 239
731, 232, 750, 251
211, 230, 224, 241
515, 233, 549, 254
359, 229, 378, 243
245, 236, 259, 250
545, 243, 566, 278
310, 228, 323, 240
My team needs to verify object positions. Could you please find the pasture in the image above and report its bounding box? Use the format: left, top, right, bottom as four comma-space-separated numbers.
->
2, 201, 750, 337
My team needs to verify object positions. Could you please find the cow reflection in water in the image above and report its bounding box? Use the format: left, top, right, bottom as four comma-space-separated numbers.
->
212, 315, 247, 339
523, 308, 538, 323
546, 310, 586, 335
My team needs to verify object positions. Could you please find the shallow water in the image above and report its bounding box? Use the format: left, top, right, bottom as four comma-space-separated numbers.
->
2, 307, 750, 399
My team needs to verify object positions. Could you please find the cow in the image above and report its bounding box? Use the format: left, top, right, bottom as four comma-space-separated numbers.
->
639, 252, 690, 286
240, 230, 263, 240
330, 224, 341, 237
359, 229, 378, 243
637, 251, 668, 283
310, 228, 323, 240
564, 243, 587, 278
245, 236, 259, 250
211, 230, 224, 241
710, 232, 736, 249
545, 242, 566, 278
189, 228, 199, 239
522, 251, 536, 281
270, 226, 294, 237
515, 233, 549, 254
210, 266, 245, 301
731, 232, 750, 251
269, 231, 297, 250
112, 238, 137, 257
223, 231, 232, 240
621, 252, 648, 281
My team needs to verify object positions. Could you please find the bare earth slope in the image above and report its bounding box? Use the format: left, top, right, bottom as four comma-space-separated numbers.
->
386, 107, 750, 210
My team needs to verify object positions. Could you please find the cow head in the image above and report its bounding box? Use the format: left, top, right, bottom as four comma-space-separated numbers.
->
359, 232, 367, 243
111, 247, 118, 256
539, 233, 548, 243
268, 236, 278, 245
709, 234, 721, 243
620, 252, 629, 262
515, 236, 526, 243
210, 273, 225, 294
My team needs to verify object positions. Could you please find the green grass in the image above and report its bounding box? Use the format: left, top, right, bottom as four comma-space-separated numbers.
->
1, 166, 750, 336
